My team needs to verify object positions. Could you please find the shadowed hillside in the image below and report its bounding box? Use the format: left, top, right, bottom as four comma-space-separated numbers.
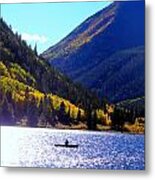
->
42, 1, 145, 103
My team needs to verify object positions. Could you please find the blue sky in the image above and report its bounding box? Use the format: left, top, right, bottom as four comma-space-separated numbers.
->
1, 2, 112, 53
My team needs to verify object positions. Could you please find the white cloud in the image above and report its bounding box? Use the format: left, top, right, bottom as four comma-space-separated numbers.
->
12, 28, 17, 33
21, 33, 48, 44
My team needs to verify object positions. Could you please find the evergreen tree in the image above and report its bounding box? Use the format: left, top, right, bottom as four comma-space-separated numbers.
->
38, 98, 44, 115
59, 101, 66, 123
77, 109, 82, 121
27, 96, 39, 127
86, 105, 96, 130
44, 95, 52, 122
0, 95, 14, 125
24, 87, 30, 117
101, 97, 108, 114
111, 107, 125, 132
66, 107, 72, 123
34, 43, 38, 56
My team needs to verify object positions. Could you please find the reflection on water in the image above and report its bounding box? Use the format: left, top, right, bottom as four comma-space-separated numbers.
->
1, 126, 145, 169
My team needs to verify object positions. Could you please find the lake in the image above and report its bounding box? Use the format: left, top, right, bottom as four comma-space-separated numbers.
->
1, 126, 145, 170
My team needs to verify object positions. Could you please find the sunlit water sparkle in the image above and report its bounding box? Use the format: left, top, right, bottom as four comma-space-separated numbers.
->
1, 126, 145, 169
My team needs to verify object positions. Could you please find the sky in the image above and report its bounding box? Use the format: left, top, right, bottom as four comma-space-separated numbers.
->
1, 1, 112, 53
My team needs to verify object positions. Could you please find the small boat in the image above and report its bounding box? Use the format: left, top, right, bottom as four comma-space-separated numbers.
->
54, 144, 78, 148
55, 140, 78, 148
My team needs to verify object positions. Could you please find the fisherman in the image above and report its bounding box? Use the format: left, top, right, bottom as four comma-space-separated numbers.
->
65, 139, 69, 146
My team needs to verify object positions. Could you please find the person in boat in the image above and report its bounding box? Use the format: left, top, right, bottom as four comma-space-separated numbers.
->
65, 139, 69, 146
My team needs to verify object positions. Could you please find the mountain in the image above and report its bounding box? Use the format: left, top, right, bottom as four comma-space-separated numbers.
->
0, 18, 99, 127
116, 96, 145, 117
0, 16, 144, 132
42, 1, 145, 103
0, 18, 98, 109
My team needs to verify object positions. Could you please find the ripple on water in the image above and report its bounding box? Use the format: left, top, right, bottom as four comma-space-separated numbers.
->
1, 127, 145, 169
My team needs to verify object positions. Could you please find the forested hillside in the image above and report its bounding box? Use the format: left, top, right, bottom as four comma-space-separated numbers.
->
0, 18, 98, 109
0, 14, 144, 133
0, 18, 97, 128
0, 62, 84, 127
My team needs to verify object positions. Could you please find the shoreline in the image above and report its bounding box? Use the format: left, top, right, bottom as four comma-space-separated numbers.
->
0, 125, 145, 135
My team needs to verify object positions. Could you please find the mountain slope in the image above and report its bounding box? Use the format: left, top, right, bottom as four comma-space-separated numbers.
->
0, 18, 101, 127
0, 18, 98, 108
42, 1, 145, 102
0, 62, 84, 127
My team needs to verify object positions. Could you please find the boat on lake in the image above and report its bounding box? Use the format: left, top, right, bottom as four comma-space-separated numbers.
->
54, 139, 78, 148
54, 144, 78, 148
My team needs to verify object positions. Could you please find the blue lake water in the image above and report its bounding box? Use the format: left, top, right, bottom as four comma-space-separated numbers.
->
1, 126, 145, 170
